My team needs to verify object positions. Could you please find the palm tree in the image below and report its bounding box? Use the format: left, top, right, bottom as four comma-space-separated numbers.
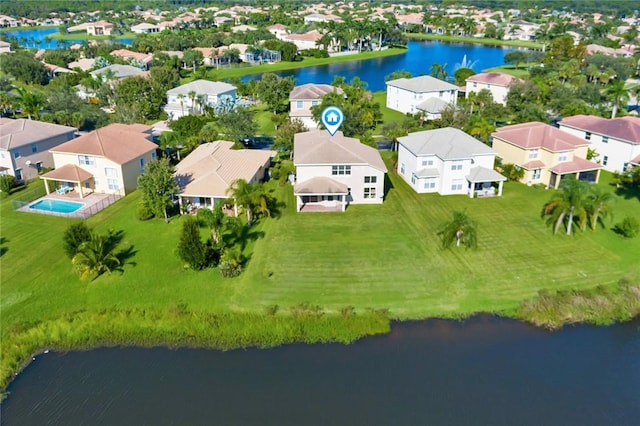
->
430, 63, 448, 81
542, 176, 590, 235
226, 179, 271, 227
72, 232, 121, 280
15, 87, 46, 120
197, 202, 232, 244
177, 93, 186, 117
438, 210, 478, 249
585, 187, 615, 231
605, 80, 630, 119
188, 90, 197, 114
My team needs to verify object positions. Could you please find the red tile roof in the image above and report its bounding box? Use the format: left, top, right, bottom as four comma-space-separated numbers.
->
521, 160, 546, 169
493, 122, 588, 152
550, 157, 602, 174
467, 72, 521, 86
559, 115, 640, 145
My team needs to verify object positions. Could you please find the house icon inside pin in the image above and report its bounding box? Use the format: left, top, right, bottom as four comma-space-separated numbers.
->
325, 111, 339, 124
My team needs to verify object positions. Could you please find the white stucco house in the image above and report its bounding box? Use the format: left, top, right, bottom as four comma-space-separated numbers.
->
289, 83, 344, 129
164, 79, 237, 119
465, 72, 521, 106
397, 127, 506, 198
386, 75, 458, 116
558, 115, 640, 173
293, 130, 387, 212
42, 124, 157, 197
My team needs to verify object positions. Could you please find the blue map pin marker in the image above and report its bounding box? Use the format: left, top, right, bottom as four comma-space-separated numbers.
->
321, 106, 344, 137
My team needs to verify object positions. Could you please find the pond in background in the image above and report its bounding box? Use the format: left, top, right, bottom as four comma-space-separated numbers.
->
2, 315, 639, 425
4, 28, 132, 49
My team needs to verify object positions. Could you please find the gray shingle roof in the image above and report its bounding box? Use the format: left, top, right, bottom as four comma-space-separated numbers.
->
466, 166, 506, 182
386, 75, 458, 93
167, 79, 236, 96
398, 127, 495, 160
416, 97, 451, 113
289, 83, 343, 100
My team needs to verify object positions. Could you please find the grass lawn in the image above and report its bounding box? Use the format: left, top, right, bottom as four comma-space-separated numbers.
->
373, 91, 406, 134
482, 65, 531, 78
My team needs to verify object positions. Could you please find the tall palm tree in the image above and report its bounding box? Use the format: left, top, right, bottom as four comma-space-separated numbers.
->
226, 179, 271, 227
605, 80, 630, 118
542, 176, 590, 235
585, 187, 616, 231
177, 93, 185, 117
188, 90, 197, 114
15, 87, 46, 120
72, 232, 121, 280
430, 63, 448, 81
197, 202, 234, 244
438, 210, 478, 249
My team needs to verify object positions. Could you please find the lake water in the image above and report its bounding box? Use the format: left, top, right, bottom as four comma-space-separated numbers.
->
243, 40, 518, 92
2, 315, 639, 425
3, 28, 133, 49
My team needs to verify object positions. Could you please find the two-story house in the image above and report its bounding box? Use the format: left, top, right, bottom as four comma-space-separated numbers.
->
492, 122, 602, 189
0, 118, 77, 182
397, 127, 506, 198
293, 130, 387, 212
42, 123, 157, 197
557, 115, 640, 173
465, 72, 521, 106
164, 79, 237, 119
289, 83, 344, 129
386, 75, 458, 117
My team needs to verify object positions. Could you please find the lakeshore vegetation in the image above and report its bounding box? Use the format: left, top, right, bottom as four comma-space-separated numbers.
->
2, 155, 639, 390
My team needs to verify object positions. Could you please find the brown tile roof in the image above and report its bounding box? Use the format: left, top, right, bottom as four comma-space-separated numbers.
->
294, 130, 387, 172
50, 123, 156, 164
559, 115, 640, 145
174, 141, 276, 198
41, 164, 92, 181
550, 157, 602, 174
521, 160, 546, 169
286, 30, 322, 42
467, 72, 522, 86
289, 83, 343, 100
0, 119, 76, 150
110, 49, 153, 64
493, 122, 588, 152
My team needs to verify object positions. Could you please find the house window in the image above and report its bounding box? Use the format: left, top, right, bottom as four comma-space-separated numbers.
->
364, 176, 377, 183
421, 158, 434, 167
528, 149, 538, 159
400, 163, 405, 174
424, 178, 436, 189
451, 179, 464, 191
439, 91, 444, 98
364, 187, 376, 198
78, 155, 95, 166
13, 150, 20, 159
473, 82, 477, 88
451, 161, 463, 171
558, 152, 569, 162
105, 167, 117, 177
107, 178, 119, 191
603, 155, 608, 166
36, 161, 43, 172
331, 165, 351, 175
15, 168, 22, 181
602, 136, 608, 143
532, 169, 541, 180
585, 132, 591, 141
31, 143, 38, 153
151, 151, 156, 159
139, 158, 145, 172
411, 173, 416, 184
296, 100, 303, 109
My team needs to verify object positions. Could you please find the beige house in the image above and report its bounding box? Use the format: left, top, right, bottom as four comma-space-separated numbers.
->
42, 124, 157, 197
68, 20, 113, 36
289, 83, 344, 129
492, 122, 602, 189
173, 141, 275, 212
465, 72, 521, 105
293, 130, 387, 212
0, 118, 77, 182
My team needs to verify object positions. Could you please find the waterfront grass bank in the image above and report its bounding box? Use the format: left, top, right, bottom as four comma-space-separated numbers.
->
405, 33, 543, 49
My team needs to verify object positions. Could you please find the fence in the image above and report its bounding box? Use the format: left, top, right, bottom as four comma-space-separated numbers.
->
11, 184, 48, 210
13, 192, 122, 219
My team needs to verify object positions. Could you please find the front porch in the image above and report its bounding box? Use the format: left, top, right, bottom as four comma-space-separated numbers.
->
466, 166, 506, 198
177, 195, 235, 216
549, 159, 602, 189
40, 164, 94, 199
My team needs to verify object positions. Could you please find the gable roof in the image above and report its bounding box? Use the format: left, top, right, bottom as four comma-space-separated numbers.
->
386, 75, 458, 93
41, 164, 93, 182
289, 83, 343, 100
493, 122, 589, 152
416, 97, 451, 113
174, 141, 275, 197
50, 123, 155, 164
466, 72, 521, 86
90, 64, 145, 79
398, 127, 495, 159
294, 130, 387, 172
0, 119, 76, 150
559, 115, 640, 145
167, 79, 236, 96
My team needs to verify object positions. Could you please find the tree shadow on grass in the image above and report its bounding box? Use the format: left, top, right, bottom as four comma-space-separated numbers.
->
0, 237, 7, 257
237, 226, 265, 251
106, 230, 137, 273
614, 186, 640, 202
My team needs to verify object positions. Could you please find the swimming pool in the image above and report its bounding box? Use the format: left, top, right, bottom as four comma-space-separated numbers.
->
29, 199, 84, 214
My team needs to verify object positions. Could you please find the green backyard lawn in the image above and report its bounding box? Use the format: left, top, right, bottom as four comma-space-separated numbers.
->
2, 159, 638, 332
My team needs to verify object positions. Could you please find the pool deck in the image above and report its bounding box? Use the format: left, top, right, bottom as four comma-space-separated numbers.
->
19, 191, 122, 218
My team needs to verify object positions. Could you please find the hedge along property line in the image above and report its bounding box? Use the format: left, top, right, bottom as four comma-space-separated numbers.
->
0, 308, 391, 392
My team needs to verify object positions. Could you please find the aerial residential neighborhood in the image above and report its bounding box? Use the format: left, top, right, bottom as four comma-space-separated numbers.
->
1, 1, 640, 420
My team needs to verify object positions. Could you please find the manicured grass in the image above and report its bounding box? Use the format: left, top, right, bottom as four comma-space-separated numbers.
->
373, 91, 406, 134
482, 64, 531, 78
2, 160, 639, 387
405, 33, 543, 49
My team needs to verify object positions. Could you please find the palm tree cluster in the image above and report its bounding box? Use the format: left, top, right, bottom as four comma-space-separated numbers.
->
542, 176, 615, 235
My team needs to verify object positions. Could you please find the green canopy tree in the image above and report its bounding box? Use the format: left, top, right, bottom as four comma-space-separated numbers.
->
137, 157, 179, 223
256, 73, 295, 114
438, 211, 478, 249
177, 216, 208, 270
604, 80, 630, 119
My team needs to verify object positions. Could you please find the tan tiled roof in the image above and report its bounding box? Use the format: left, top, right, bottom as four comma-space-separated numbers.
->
110, 49, 153, 64
294, 176, 348, 195
289, 83, 343, 100
493, 122, 588, 152
50, 123, 156, 164
174, 141, 276, 198
559, 115, 640, 145
41, 164, 92, 182
466, 72, 521, 86
294, 130, 387, 172
0, 119, 76, 150
286, 30, 322, 42
521, 160, 546, 169
550, 157, 602, 174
